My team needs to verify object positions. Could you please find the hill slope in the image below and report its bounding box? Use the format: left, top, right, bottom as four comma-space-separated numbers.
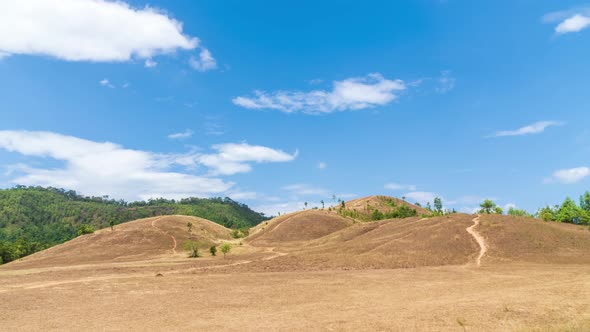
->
0, 186, 267, 264
5, 215, 233, 269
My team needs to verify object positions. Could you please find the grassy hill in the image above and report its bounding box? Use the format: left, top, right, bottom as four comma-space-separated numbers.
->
0, 186, 267, 264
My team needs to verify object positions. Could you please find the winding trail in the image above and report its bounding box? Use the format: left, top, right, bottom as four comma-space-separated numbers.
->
151, 217, 177, 255
466, 215, 487, 266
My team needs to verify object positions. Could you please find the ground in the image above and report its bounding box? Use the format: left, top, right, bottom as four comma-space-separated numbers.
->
2, 206, 590, 331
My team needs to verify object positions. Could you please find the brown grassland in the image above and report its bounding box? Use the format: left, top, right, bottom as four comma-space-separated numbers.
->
1, 197, 590, 331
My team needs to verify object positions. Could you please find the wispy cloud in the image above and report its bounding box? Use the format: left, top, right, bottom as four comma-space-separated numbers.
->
544, 167, 590, 184
384, 182, 417, 191
99, 78, 114, 88
189, 48, 217, 72
435, 70, 455, 94
168, 129, 193, 140
402, 191, 438, 205
491, 121, 563, 137
282, 184, 329, 196
144, 59, 157, 68
318, 162, 327, 170
233, 73, 405, 115
544, 7, 590, 35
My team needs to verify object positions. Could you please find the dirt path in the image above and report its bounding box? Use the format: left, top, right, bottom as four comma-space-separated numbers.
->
466, 215, 487, 266
151, 217, 177, 255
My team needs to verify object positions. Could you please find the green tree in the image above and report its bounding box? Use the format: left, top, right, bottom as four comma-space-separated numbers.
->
109, 219, 115, 231
433, 197, 443, 214
494, 206, 503, 215
537, 205, 557, 221
209, 245, 217, 256
183, 240, 200, 258
220, 243, 232, 258
580, 191, 590, 213
186, 222, 193, 234
425, 202, 432, 211
304, 202, 308, 210
320, 200, 325, 209
479, 199, 496, 214
556, 197, 583, 223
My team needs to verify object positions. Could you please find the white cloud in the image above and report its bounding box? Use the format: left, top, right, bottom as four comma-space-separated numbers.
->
492, 121, 563, 137
99, 78, 114, 88
403, 191, 438, 205
544, 8, 590, 35
254, 200, 322, 216
544, 167, 590, 184
318, 162, 327, 170
144, 59, 158, 68
0, 130, 296, 201
196, 143, 297, 176
168, 129, 193, 140
0, 0, 200, 62
556, 14, 590, 34
282, 184, 330, 196
189, 48, 217, 72
435, 70, 455, 94
233, 73, 406, 115
384, 182, 417, 191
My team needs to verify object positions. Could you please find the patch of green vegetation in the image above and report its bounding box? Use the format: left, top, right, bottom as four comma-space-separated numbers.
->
0, 186, 268, 264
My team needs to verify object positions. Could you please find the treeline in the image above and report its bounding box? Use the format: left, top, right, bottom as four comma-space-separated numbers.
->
0, 186, 268, 264
536, 192, 590, 224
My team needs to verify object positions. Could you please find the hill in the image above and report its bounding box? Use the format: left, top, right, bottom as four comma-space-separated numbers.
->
0, 186, 267, 264
5, 215, 233, 269
333, 195, 428, 221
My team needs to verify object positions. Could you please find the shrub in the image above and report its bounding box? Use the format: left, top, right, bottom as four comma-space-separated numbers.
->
209, 245, 217, 256
77, 224, 95, 236
220, 243, 232, 258
183, 240, 200, 258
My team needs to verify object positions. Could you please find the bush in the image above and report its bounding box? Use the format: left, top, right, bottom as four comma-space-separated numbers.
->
183, 240, 200, 258
77, 224, 95, 236
220, 243, 232, 258
209, 245, 217, 256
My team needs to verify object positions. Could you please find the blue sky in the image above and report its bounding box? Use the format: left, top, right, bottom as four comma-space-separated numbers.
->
1, 0, 590, 215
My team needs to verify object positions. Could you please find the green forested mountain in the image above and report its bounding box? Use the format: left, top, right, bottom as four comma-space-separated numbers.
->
0, 186, 268, 264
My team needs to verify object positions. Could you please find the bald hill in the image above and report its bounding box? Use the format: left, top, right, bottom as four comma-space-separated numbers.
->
0, 186, 268, 264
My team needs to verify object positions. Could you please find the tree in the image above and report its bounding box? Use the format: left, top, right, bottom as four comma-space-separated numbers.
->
321, 200, 325, 209
186, 222, 193, 234
340, 201, 346, 209
537, 205, 557, 221
433, 197, 443, 214
304, 202, 308, 210
220, 243, 232, 258
183, 240, 200, 258
401, 196, 406, 201
479, 199, 496, 214
580, 191, 590, 213
494, 206, 503, 215
109, 220, 115, 231
209, 245, 217, 256
557, 197, 582, 223
508, 207, 530, 217
425, 202, 432, 211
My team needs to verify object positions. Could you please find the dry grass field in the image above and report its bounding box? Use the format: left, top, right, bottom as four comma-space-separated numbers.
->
2, 199, 590, 331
